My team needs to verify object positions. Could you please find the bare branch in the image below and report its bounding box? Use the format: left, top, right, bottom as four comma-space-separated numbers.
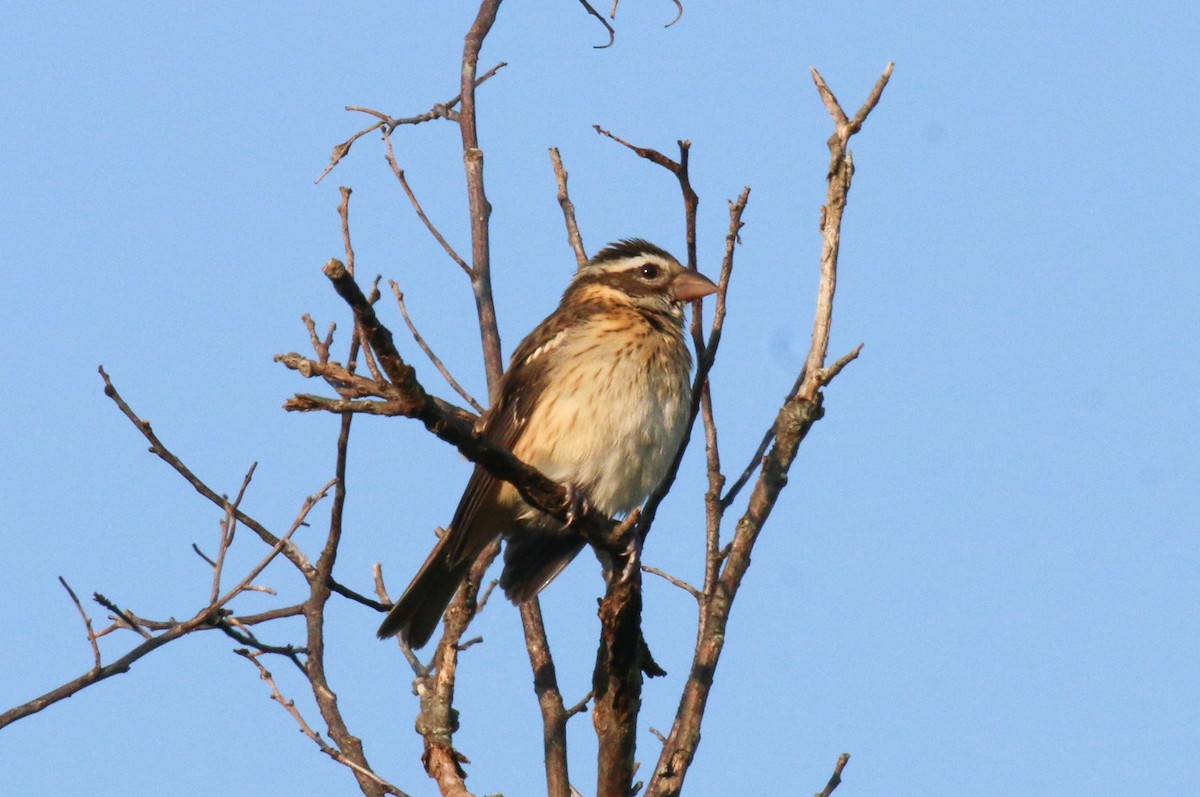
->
460, 0, 506, 392
315, 62, 507, 183
338, 186, 357, 276
98, 603, 305, 635
93, 593, 151, 639
521, 598, 572, 797
289, 260, 631, 557
301, 313, 336, 364
390, 280, 485, 413
718, 423, 775, 510
576, 0, 616, 48
815, 753, 851, 797
237, 651, 408, 796
592, 544, 644, 797
2, 616, 190, 729
638, 187, 749, 542
296, 361, 393, 796
641, 566, 701, 601
191, 543, 217, 567
211, 462, 257, 605
413, 542, 499, 797
821, 343, 864, 385
217, 624, 306, 672
549, 147, 588, 269
328, 578, 388, 612
58, 577, 100, 671
665, 1, 684, 28
285, 394, 414, 416
98, 367, 313, 576
1, 480, 328, 730
383, 135, 472, 276
812, 63, 894, 142
221, 479, 337, 612
798, 63, 892, 404
645, 63, 892, 797
566, 691, 593, 719
593, 125, 682, 174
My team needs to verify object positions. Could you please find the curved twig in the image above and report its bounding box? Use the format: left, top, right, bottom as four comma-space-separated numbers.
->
576, 0, 616, 48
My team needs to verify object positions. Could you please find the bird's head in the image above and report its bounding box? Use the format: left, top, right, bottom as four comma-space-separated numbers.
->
564, 239, 718, 316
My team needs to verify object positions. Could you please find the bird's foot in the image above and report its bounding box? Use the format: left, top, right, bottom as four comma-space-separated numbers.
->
616, 532, 643, 587
562, 483, 591, 528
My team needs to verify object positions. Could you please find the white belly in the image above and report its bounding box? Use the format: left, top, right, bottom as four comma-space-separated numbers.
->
515, 323, 690, 516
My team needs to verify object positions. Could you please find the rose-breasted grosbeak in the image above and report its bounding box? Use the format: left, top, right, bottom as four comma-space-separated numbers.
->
378, 239, 717, 647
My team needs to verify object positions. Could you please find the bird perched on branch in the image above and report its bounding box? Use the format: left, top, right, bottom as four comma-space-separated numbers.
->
378, 239, 717, 648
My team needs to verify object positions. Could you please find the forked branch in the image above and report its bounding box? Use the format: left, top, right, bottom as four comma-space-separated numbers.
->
645, 62, 893, 797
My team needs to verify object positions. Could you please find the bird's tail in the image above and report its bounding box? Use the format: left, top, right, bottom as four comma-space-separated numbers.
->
499, 532, 587, 604
377, 530, 477, 648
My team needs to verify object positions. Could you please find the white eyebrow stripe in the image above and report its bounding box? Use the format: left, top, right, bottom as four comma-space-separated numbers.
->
585, 254, 673, 276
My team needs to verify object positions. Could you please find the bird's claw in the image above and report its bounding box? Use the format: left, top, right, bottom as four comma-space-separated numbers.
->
616, 533, 642, 586
562, 483, 590, 528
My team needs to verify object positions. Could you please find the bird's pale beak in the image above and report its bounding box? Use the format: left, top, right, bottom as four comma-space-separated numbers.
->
670, 270, 718, 302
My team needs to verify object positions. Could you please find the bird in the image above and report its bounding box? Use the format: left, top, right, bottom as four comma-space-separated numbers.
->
378, 239, 717, 648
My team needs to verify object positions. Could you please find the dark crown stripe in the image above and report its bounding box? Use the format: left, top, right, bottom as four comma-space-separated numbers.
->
588, 238, 675, 266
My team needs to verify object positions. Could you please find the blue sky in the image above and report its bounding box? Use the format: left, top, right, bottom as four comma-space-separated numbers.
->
2, 2, 1197, 795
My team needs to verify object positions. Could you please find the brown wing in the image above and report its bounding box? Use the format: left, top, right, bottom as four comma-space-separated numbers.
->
377, 309, 574, 645
442, 308, 575, 563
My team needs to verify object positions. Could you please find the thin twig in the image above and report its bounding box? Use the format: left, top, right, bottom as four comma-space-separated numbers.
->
58, 577, 100, 671
390, 280, 485, 413
355, 277, 387, 384
815, 753, 851, 797
93, 593, 151, 639
798, 63, 891, 404
719, 423, 775, 509
2, 479, 332, 730
566, 691, 593, 718
300, 345, 392, 797
215, 479, 336, 612
665, 1, 683, 27
645, 63, 892, 797
285, 261, 629, 554
191, 543, 217, 567
373, 564, 428, 677
339, 186, 356, 276
301, 314, 335, 364
99, 367, 313, 575
821, 343, 864, 385
576, 0, 616, 48
97, 603, 306, 635
549, 148, 588, 269
459, 0, 506, 392
641, 566, 701, 601
328, 577, 388, 612
236, 651, 408, 796
218, 625, 307, 673
211, 463, 257, 605
383, 134, 472, 276
315, 62, 507, 183
593, 125, 683, 173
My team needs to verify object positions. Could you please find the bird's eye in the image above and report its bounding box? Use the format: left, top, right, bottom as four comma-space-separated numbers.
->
638, 263, 660, 280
